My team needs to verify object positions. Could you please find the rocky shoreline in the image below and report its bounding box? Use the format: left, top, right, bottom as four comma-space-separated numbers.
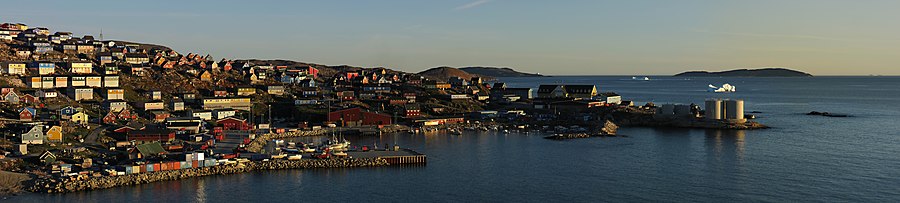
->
25, 158, 389, 194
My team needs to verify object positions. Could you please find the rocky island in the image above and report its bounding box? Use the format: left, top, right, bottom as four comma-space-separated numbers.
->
459, 67, 544, 77
675, 68, 812, 77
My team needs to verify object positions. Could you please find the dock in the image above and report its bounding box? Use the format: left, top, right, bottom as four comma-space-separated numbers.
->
346, 149, 427, 165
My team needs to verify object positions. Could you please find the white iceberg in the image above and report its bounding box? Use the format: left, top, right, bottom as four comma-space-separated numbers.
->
708, 83, 736, 93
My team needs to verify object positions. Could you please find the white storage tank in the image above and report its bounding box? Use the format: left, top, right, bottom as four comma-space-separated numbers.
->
725, 99, 745, 121
705, 100, 722, 120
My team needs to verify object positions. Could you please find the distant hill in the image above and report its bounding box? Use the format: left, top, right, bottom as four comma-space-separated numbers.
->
418, 66, 485, 81
675, 68, 812, 77
459, 67, 544, 77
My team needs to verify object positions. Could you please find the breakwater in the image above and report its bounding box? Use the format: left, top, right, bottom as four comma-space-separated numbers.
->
26, 158, 388, 194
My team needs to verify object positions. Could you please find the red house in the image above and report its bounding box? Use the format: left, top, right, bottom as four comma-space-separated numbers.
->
21, 94, 39, 104
19, 108, 35, 121
327, 107, 392, 127
218, 117, 250, 130
307, 66, 319, 78
103, 111, 118, 124
163, 61, 176, 69
128, 128, 175, 142
118, 109, 135, 120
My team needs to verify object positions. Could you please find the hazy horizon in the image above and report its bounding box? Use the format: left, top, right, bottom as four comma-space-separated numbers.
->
4, 0, 900, 76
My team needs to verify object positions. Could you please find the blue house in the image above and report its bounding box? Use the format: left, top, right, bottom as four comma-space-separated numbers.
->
59, 106, 78, 117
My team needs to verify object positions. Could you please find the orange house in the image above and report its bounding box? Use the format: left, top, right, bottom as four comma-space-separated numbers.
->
46, 126, 63, 142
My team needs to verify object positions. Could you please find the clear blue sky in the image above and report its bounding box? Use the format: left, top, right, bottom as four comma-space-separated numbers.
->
4, 0, 900, 75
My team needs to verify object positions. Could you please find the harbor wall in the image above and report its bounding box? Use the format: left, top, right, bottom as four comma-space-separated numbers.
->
27, 158, 389, 194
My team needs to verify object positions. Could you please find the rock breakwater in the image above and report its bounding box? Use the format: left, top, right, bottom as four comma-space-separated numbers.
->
26, 158, 388, 194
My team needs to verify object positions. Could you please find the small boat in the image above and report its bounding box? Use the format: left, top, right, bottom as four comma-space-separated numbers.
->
287, 154, 302, 161
302, 145, 317, 153
632, 76, 650, 81
271, 154, 288, 159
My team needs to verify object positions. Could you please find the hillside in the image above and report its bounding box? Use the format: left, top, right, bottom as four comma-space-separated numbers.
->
234, 59, 408, 78
675, 68, 812, 77
418, 66, 484, 81
460, 67, 543, 77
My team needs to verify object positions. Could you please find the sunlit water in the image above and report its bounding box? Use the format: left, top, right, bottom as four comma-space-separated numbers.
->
16, 76, 900, 202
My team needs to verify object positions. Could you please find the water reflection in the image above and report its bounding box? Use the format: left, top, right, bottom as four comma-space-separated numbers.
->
704, 130, 746, 161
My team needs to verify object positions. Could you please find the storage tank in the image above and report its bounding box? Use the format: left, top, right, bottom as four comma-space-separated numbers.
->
705, 100, 722, 120
725, 100, 744, 120
660, 104, 675, 115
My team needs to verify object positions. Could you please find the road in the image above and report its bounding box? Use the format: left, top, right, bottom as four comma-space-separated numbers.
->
84, 125, 107, 145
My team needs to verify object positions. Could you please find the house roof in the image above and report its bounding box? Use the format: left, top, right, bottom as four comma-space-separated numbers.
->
537, 85, 561, 93
563, 85, 596, 94
135, 142, 166, 157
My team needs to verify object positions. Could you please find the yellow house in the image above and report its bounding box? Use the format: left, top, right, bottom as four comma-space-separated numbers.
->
70, 62, 93, 74
71, 112, 89, 124
46, 126, 63, 142
6, 63, 26, 75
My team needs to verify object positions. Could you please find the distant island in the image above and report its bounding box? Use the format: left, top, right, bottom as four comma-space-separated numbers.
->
675, 68, 812, 77
459, 67, 544, 77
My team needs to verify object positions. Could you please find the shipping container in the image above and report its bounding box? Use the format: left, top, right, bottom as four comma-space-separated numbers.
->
146, 164, 155, 172
125, 166, 133, 174
133, 166, 142, 174
173, 162, 181, 170
181, 161, 190, 169
154, 163, 161, 171
192, 160, 199, 168
186, 154, 194, 162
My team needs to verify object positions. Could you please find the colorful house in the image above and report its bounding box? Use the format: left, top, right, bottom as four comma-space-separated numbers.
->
19, 107, 36, 121
45, 126, 63, 142
59, 106, 78, 117
71, 112, 89, 124
103, 111, 118, 124
4, 92, 19, 104
21, 125, 44, 144
21, 94, 39, 104
217, 117, 250, 131
327, 107, 392, 126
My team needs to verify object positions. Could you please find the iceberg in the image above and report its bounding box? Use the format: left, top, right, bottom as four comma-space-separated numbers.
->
708, 83, 736, 93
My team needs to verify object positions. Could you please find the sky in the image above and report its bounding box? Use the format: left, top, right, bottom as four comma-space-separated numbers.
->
3, 0, 900, 76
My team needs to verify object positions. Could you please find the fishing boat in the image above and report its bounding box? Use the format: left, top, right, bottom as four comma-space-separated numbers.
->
271, 153, 288, 159
302, 144, 317, 153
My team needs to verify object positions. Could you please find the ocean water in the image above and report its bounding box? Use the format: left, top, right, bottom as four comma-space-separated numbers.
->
15, 76, 900, 202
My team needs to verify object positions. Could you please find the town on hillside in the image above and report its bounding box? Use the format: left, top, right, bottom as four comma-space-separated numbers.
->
0, 22, 762, 189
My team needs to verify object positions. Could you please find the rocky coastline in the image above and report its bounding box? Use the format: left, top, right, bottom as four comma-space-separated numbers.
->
25, 158, 389, 194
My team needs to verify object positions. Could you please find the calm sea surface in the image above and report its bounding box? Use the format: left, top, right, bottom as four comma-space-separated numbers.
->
15, 76, 900, 202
